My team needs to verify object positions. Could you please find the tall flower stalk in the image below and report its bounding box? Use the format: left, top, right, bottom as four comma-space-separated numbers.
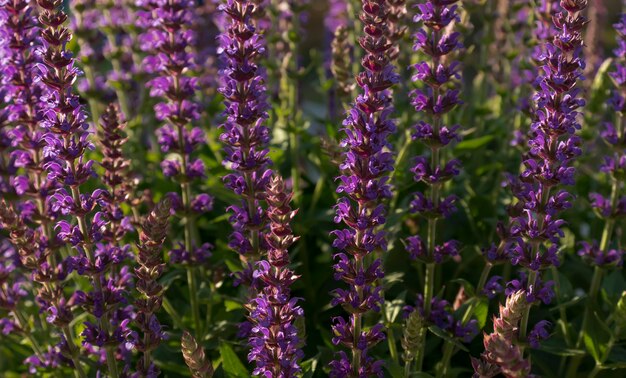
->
472, 291, 531, 378
134, 198, 171, 376
328, 1, 398, 376
508, 0, 587, 350
218, 0, 272, 291
2, 0, 58, 263
36, 0, 137, 375
406, 0, 465, 372
246, 176, 304, 376
138, 0, 214, 338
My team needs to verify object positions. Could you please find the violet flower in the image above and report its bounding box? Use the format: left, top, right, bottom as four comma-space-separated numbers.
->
328, 1, 399, 376
1, 0, 58, 229
246, 176, 304, 377
218, 0, 272, 273
507, 0, 587, 342
37, 0, 136, 374
138, 0, 214, 265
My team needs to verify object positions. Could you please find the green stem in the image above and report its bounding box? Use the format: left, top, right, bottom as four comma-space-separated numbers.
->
519, 269, 538, 347
62, 325, 86, 378
415, 262, 435, 372
13, 309, 44, 358
551, 265, 571, 346
576, 266, 604, 348
162, 296, 185, 330
436, 339, 455, 378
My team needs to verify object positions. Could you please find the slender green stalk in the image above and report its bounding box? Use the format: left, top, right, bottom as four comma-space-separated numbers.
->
519, 269, 538, 346
13, 309, 44, 358
415, 262, 435, 372
162, 296, 185, 330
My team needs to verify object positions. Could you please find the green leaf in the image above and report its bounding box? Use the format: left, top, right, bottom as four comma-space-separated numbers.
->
428, 326, 469, 352
219, 342, 249, 378
454, 135, 494, 151
583, 312, 611, 363
473, 299, 489, 329
384, 358, 404, 378
540, 338, 586, 357
224, 299, 243, 312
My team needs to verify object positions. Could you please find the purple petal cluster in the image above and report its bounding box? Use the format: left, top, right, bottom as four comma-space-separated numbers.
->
407, 0, 462, 264
1, 0, 58, 226
36, 0, 135, 373
138, 0, 214, 265
507, 1, 587, 274
246, 176, 304, 377
218, 0, 272, 264
329, 1, 400, 376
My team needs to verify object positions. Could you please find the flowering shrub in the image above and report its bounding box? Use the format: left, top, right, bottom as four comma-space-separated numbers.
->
1, 0, 626, 377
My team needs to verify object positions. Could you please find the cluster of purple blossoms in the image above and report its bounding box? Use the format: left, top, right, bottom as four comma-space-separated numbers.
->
578, 14, 626, 268
407, 0, 463, 266
36, 0, 137, 373
138, 0, 214, 265
329, 1, 399, 376
246, 176, 304, 377
506, 0, 587, 299
218, 0, 273, 282
1, 0, 57, 228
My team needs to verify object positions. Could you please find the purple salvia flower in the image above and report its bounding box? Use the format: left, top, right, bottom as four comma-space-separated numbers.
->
329, 1, 399, 376
407, 0, 462, 265
218, 0, 272, 272
246, 176, 304, 377
36, 0, 135, 374
1, 0, 60, 227
505, 0, 587, 345
138, 0, 214, 266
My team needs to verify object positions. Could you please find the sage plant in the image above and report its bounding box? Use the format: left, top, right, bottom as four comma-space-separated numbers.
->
138, 0, 214, 337
404, 0, 473, 372
37, 0, 136, 375
508, 0, 587, 347
328, 1, 398, 376
246, 176, 304, 376
218, 0, 272, 290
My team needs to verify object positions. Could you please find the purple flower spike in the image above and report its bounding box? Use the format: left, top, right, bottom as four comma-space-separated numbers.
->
406, 0, 463, 265
138, 0, 214, 266
218, 0, 272, 267
246, 176, 304, 377
330, 0, 399, 375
